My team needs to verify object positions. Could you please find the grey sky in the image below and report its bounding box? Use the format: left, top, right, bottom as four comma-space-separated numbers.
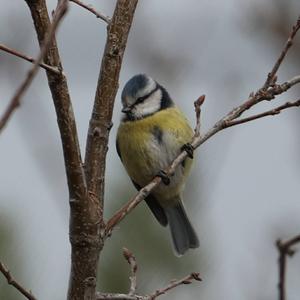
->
0, 0, 299, 299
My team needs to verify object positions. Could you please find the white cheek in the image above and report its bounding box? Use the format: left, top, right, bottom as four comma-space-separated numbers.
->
134, 89, 162, 118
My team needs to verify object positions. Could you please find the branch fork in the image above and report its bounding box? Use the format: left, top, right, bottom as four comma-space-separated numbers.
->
96, 249, 201, 300
276, 234, 300, 300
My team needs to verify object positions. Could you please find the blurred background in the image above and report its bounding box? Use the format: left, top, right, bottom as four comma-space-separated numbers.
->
0, 0, 299, 299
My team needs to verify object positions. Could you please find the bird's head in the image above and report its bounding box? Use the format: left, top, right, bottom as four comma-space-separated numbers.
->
121, 74, 173, 120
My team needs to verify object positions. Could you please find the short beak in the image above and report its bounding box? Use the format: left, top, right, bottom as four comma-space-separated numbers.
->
122, 106, 131, 113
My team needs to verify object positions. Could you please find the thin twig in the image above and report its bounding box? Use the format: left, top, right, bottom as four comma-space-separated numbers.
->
97, 247, 201, 300
0, 0, 68, 133
263, 16, 300, 89
0, 262, 37, 300
70, 0, 111, 24
149, 272, 201, 300
105, 16, 300, 236
123, 248, 138, 295
96, 293, 144, 300
0, 43, 60, 74
96, 272, 201, 300
276, 234, 300, 300
224, 99, 300, 128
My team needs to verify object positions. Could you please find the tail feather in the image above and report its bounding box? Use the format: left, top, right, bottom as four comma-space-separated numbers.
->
131, 180, 168, 226
165, 199, 199, 256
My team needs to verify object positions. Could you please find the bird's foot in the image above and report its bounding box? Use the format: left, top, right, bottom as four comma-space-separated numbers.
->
181, 143, 194, 159
156, 170, 170, 185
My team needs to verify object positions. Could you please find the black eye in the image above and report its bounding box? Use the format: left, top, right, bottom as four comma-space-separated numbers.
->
135, 85, 159, 105
135, 96, 147, 105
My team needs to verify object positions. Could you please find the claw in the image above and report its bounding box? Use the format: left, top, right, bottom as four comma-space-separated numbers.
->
181, 143, 194, 159
156, 170, 170, 185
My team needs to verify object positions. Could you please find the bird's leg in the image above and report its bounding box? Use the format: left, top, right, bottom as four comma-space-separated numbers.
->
181, 143, 194, 159
156, 170, 171, 185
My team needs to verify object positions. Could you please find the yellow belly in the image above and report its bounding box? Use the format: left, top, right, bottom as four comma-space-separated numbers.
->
117, 107, 194, 200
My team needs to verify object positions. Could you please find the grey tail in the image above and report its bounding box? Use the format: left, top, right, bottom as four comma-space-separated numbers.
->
131, 180, 168, 226
165, 198, 199, 256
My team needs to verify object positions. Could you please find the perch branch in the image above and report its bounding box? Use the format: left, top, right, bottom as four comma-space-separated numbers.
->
105, 16, 300, 236
0, 43, 60, 74
105, 77, 300, 235
276, 234, 300, 300
0, 0, 67, 133
0, 262, 37, 300
70, 0, 111, 24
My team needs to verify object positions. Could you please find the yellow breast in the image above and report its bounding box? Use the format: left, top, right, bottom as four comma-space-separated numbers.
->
116, 107, 194, 187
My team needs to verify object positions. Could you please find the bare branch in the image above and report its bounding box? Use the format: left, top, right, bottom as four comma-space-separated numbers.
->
70, 0, 111, 24
123, 248, 138, 295
97, 293, 145, 300
0, 262, 37, 300
96, 248, 200, 300
278, 235, 300, 250
263, 16, 300, 89
279, 74, 300, 90
84, 0, 138, 207
24, 0, 86, 200
96, 272, 201, 300
148, 272, 201, 299
276, 234, 300, 300
0, 0, 68, 133
224, 99, 300, 128
24, 1, 94, 299
105, 16, 300, 236
0, 43, 60, 74
105, 178, 161, 235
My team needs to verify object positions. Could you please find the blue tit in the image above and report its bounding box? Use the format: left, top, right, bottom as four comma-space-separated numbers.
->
116, 74, 199, 256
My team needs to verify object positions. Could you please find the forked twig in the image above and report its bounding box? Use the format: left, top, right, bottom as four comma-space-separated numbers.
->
96, 271, 201, 300
225, 98, 300, 128
263, 16, 300, 89
276, 234, 300, 300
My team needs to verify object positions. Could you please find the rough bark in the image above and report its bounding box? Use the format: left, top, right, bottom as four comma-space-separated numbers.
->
25, 0, 138, 299
84, 0, 138, 210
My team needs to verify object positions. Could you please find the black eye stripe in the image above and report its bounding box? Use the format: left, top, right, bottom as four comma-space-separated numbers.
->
135, 85, 159, 105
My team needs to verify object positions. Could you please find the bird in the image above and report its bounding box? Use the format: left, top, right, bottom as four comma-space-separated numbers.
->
116, 74, 199, 256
